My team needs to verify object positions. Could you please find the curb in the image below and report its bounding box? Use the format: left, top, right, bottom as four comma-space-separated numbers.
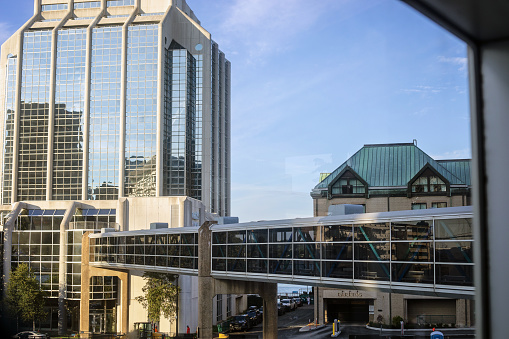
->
366, 325, 476, 333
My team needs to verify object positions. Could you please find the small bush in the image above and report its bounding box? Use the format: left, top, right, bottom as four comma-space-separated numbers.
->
392, 315, 404, 328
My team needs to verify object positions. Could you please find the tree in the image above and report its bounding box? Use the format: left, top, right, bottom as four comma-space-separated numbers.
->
6, 263, 47, 331
135, 272, 180, 323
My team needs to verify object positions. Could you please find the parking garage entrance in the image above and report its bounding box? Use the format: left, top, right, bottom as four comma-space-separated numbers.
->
326, 299, 370, 323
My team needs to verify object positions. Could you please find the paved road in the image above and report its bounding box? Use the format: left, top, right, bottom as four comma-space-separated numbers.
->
228, 305, 475, 338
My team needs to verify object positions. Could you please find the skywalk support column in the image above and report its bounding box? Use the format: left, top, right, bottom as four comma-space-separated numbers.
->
259, 283, 278, 339
80, 232, 128, 338
198, 221, 216, 339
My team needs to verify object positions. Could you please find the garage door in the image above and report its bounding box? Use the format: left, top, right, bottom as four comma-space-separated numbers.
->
326, 299, 370, 323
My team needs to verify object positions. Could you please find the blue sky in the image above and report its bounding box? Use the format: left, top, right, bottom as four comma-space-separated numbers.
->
0, 0, 471, 223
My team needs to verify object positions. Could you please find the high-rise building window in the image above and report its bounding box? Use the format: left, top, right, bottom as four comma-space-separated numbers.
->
53, 28, 86, 200
2, 55, 16, 204
89, 26, 122, 200
124, 25, 158, 197
163, 43, 196, 196
19, 30, 52, 201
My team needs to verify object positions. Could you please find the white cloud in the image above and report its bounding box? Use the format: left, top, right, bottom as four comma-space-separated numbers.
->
430, 148, 472, 160
437, 55, 468, 72
217, 0, 381, 63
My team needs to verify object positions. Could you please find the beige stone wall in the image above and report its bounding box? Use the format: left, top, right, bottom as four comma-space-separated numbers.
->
313, 194, 468, 216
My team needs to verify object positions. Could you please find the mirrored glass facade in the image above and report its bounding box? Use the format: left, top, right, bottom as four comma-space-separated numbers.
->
89, 26, 122, 200
124, 25, 158, 196
164, 44, 196, 196
2, 23, 229, 212
19, 30, 52, 201
2, 56, 16, 204
54, 28, 86, 200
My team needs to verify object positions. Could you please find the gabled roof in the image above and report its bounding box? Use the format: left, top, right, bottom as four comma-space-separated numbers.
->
315, 143, 470, 189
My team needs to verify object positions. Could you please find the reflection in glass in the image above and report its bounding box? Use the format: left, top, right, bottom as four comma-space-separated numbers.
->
354, 243, 390, 261
354, 262, 390, 281
247, 259, 267, 273
248, 229, 268, 243
391, 220, 432, 240
435, 218, 472, 240
163, 43, 196, 196
269, 260, 292, 275
323, 243, 352, 260
269, 244, 292, 258
227, 245, 245, 258
294, 260, 320, 277
125, 25, 158, 197
324, 224, 352, 242
53, 28, 86, 200
19, 30, 52, 200
294, 226, 319, 242
392, 263, 433, 284
354, 223, 390, 241
269, 228, 292, 242
228, 230, 245, 244
247, 244, 266, 258
435, 264, 473, 286
89, 26, 122, 200
2, 56, 16, 204
294, 243, 320, 259
323, 261, 353, 279
227, 258, 246, 272
391, 242, 433, 262
435, 241, 473, 263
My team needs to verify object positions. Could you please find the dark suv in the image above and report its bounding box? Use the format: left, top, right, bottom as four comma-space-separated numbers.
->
230, 314, 251, 332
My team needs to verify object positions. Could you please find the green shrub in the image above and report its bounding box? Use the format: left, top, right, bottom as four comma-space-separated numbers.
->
392, 315, 404, 328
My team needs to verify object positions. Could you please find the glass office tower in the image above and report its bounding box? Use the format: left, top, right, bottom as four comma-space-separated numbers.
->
0, 0, 231, 334
0, 0, 231, 216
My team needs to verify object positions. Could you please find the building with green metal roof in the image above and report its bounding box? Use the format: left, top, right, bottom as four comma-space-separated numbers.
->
310, 143, 471, 216
310, 142, 473, 328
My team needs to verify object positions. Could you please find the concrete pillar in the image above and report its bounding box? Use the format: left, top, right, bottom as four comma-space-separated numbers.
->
2, 203, 25, 294
156, 7, 164, 197
10, 3, 41, 203
314, 286, 325, 325
198, 221, 216, 339
59, 202, 78, 335
260, 283, 278, 339
80, 231, 92, 339
117, 198, 128, 231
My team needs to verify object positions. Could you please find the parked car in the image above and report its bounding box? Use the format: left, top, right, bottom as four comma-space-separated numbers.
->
281, 298, 296, 311
277, 301, 285, 315
13, 332, 47, 339
245, 310, 260, 326
293, 297, 302, 307
230, 314, 251, 331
